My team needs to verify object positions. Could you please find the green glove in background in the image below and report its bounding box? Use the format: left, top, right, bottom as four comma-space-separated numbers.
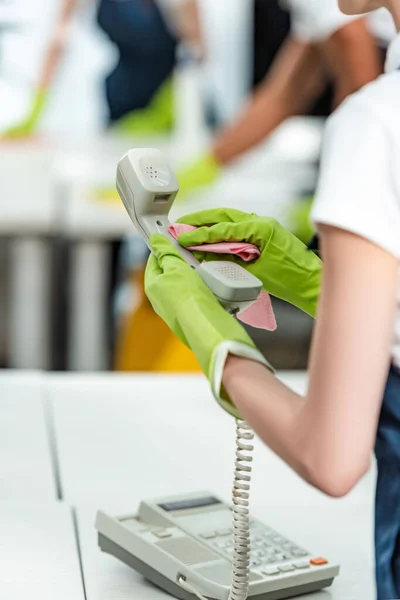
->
177, 208, 322, 318
176, 152, 222, 199
3, 89, 47, 139
288, 195, 315, 244
111, 78, 174, 136
145, 234, 273, 417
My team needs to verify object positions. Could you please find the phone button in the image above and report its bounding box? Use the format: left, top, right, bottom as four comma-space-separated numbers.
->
293, 561, 310, 569
278, 564, 295, 573
263, 567, 280, 576
154, 529, 172, 538
292, 549, 308, 557
310, 557, 328, 566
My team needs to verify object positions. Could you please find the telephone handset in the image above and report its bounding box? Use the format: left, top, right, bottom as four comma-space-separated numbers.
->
95, 149, 340, 600
116, 148, 263, 316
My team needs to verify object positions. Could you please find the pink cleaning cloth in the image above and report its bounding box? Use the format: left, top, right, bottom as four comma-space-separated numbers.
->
170, 224, 260, 262
169, 223, 277, 331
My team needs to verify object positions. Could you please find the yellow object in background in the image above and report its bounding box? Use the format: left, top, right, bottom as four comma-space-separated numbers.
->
89, 186, 120, 206
175, 152, 221, 200
114, 269, 201, 372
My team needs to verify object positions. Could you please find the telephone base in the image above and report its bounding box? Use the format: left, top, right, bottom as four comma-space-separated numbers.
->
98, 534, 335, 600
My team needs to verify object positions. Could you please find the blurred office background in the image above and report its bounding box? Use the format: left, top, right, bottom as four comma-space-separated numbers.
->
0, 0, 323, 373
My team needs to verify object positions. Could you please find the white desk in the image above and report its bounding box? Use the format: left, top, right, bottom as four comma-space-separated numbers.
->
0, 370, 56, 500
48, 372, 374, 511
47, 372, 376, 598
0, 500, 85, 600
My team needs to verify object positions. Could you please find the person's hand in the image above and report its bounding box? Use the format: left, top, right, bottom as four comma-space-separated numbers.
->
145, 234, 272, 417
2, 89, 46, 139
176, 152, 222, 199
176, 208, 322, 318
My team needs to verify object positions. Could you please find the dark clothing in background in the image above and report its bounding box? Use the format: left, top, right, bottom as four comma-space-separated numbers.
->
97, 0, 177, 122
375, 365, 400, 599
97, 0, 337, 124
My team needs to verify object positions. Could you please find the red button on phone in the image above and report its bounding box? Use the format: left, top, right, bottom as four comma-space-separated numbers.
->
310, 557, 328, 566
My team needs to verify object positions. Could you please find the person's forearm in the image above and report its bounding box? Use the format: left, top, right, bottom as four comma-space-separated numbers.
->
42, 0, 78, 89
223, 356, 311, 479
212, 40, 325, 165
222, 354, 371, 497
318, 19, 382, 108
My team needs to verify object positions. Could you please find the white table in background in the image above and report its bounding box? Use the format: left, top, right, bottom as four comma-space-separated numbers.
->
0, 499, 85, 600
47, 371, 376, 599
0, 143, 56, 369
0, 370, 56, 500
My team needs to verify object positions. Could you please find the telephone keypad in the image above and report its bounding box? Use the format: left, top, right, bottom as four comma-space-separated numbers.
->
205, 523, 317, 576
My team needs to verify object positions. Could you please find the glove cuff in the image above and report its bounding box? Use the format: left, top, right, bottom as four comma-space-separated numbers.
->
211, 341, 274, 418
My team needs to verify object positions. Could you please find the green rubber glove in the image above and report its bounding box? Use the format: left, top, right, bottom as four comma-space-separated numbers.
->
4, 89, 47, 138
176, 152, 221, 199
145, 234, 273, 417
111, 78, 174, 136
176, 208, 322, 318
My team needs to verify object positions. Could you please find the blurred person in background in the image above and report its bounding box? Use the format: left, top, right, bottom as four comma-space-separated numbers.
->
0, 0, 111, 138
145, 0, 400, 594
177, 0, 395, 217
0, 0, 77, 138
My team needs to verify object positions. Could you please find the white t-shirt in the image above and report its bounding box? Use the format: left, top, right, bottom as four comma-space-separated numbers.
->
368, 8, 397, 46
311, 33, 400, 367
284, 0, 396, 46
283, 0, 358, 42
